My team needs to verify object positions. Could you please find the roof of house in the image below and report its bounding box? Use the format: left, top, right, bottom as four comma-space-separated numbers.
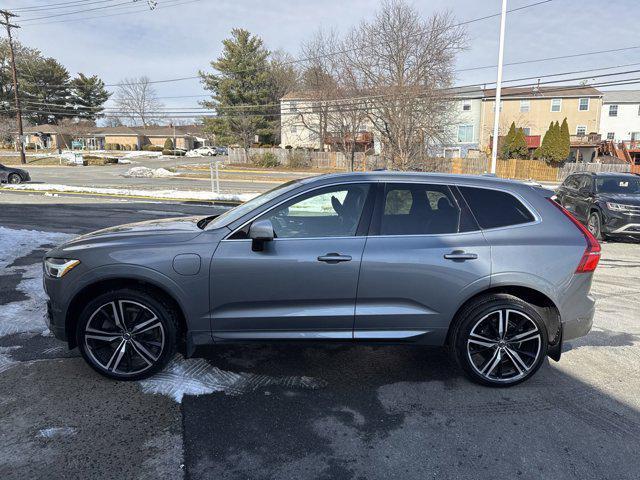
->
602, 89, 640, 104
482, 85, 602, 100
23, 123, 205, 137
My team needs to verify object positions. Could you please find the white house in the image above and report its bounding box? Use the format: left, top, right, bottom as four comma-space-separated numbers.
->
599, 90, 640, 142
441, 88, 483, 158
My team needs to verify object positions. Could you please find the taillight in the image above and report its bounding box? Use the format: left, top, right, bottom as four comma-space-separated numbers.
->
548, 198, 601, 273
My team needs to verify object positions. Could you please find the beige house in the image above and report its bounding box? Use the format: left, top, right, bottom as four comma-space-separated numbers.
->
23, 124, 210, 151
479, 86, 603, 152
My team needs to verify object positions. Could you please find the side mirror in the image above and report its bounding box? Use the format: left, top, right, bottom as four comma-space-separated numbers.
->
249, 219, 274, 252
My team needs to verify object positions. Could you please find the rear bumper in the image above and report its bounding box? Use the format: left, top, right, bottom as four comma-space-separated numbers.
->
561, 294, 595, 341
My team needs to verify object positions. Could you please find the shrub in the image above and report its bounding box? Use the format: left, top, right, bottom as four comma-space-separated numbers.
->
25, 143, 36, 150
251, 152, 279, 168
288, 150, 311, 169
162, 149, 185, 156
163, 138, 174, 150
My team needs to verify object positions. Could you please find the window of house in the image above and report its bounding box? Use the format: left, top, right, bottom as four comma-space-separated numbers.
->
522, 127, 531, 136
377, 184, 476, 235
492, 101, 503, 112
289, 101, 298, 113
551, 98, 562, 112
462, 100, 472, 111
457, 124, 474, 143
578, 98, 589, 111
257, 184, 371, 239
458, 187, 535, 229
443, 147, 460, 159
576, 125, 587, 136
606, 132, 615, 140
608, 104, 618, 117
520, 100, 530, 113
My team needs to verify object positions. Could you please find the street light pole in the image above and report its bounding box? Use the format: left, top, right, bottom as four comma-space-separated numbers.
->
490, 0, 508, 175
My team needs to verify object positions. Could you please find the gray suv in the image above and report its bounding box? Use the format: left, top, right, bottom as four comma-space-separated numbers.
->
43, 173, 600, 387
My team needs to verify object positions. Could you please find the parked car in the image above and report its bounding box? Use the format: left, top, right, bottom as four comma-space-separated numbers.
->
187, 146, 217, 157
215, 146, 228, 156
43, 172, 600, 387
555, 172, 640, 240
0, 163, 30, 184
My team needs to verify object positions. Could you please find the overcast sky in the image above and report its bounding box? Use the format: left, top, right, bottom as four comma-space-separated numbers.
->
5, 0, 640, 113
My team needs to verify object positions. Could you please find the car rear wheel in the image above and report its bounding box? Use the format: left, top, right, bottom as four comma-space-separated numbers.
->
76, 289, 177, 380
587, 211, 604, 241
452, 294, 548, 387
8, 173, 21, 184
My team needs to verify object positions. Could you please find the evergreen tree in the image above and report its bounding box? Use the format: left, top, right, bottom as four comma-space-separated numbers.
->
501, 122, 517, 159
512, 128, 529, 159
21, 57, 73, 124
163, 138, 174, 150
535, 120, 568, 163
559, 117, 570, 161
200, 29, 272, 155
70, 73, 111, 121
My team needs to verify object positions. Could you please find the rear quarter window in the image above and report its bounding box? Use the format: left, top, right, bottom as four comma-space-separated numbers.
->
458, 186, 535, 229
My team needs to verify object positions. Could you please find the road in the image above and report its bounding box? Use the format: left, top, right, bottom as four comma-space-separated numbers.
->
5, 156, 316, 195
1, 194, 639, 479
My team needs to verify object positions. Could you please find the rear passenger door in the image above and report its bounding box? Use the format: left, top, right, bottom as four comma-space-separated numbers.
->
354, 182, 491, 344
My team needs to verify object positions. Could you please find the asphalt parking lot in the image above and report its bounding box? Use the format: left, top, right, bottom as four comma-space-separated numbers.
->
1, 192, 639, 479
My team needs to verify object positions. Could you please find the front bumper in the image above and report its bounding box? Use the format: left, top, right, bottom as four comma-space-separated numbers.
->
46, 299, 68, 341
602, 210, 640, 235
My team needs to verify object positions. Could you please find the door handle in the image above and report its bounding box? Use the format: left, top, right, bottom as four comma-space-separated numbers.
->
444, 251, 478, 261
317, 253, 352, 263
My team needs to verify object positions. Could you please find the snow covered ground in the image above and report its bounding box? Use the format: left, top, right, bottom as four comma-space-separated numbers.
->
124, 166, 178, 178
1, 183, 258, 203
0, 227, 72, 337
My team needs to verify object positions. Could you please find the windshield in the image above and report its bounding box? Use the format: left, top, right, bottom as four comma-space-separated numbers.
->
205, 179, 303, 229
595, 176, 640, 194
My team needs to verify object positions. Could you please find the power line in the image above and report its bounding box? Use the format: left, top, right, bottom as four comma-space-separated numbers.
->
13, 0, 121, 13
20, 0, 148, 22
20, 0, 202, 26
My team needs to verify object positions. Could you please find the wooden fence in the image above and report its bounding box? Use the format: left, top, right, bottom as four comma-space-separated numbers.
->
228, 148, 635, 182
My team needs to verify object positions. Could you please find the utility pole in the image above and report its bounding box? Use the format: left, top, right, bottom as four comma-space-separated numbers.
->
0, 10, 25, 165
490, 0, 507, 175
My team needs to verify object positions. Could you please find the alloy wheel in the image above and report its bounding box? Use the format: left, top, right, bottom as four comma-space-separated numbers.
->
466, 309, 542, 383
587, 214, 599, 237
8, 174, 21, 184
84, 300, 165, 376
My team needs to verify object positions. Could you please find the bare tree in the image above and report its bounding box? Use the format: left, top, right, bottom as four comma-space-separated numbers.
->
113, 76, 164, 127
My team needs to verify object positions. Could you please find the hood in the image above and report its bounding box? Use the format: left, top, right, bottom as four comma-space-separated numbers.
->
597, 193, 640, 206
57, 216, 205, 252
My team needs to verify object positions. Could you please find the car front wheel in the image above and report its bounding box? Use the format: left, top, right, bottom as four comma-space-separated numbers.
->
452, 294, 548, 387
8, 173, 21, 184
587, 211, 604, 241
76, 288, 177, 380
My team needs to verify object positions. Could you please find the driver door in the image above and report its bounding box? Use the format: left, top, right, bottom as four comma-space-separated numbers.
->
209, 182, 374, 340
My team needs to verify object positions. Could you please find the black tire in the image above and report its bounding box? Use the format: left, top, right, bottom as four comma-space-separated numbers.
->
76, 288, 178, 381
451, 293, 548, 387
587, 211, 605, 241
8, 173, 21, 184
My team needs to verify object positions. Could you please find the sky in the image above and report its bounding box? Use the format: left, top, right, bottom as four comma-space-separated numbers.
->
4, 0, 640, 117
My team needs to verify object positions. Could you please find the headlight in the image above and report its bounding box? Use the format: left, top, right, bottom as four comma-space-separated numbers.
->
44, 258, 80, 278
606, 202, 629, 212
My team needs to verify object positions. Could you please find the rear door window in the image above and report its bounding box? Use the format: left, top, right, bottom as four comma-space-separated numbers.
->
375, 183, 477, 235
458, 186, 535, 229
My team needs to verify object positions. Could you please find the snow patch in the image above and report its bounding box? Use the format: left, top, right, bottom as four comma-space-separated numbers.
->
0, 227, 73, 337
124, 166, 178, 178
122, 151, 163, 159
0, 346, 21, 374
2, 183, 257, 203
139, 355, 326, 403
36, 427, 77, 438
118, 159, 133, 164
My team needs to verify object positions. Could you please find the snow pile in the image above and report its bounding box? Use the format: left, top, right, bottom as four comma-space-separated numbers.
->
124, 166, 178, 178
0, 227, 73, 337
118, 159, 132, 164
122, 151, 163, 159
139, 355, 326, 403
1, 183, 258, 203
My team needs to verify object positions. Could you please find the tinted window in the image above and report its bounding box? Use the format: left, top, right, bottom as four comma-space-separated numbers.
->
577, 175, 593, 192
562, 175, 579, 190
595, 176, 640, 194
459, 187, 535, 229
378, 183, 475, 235
256, 183, 371, 239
